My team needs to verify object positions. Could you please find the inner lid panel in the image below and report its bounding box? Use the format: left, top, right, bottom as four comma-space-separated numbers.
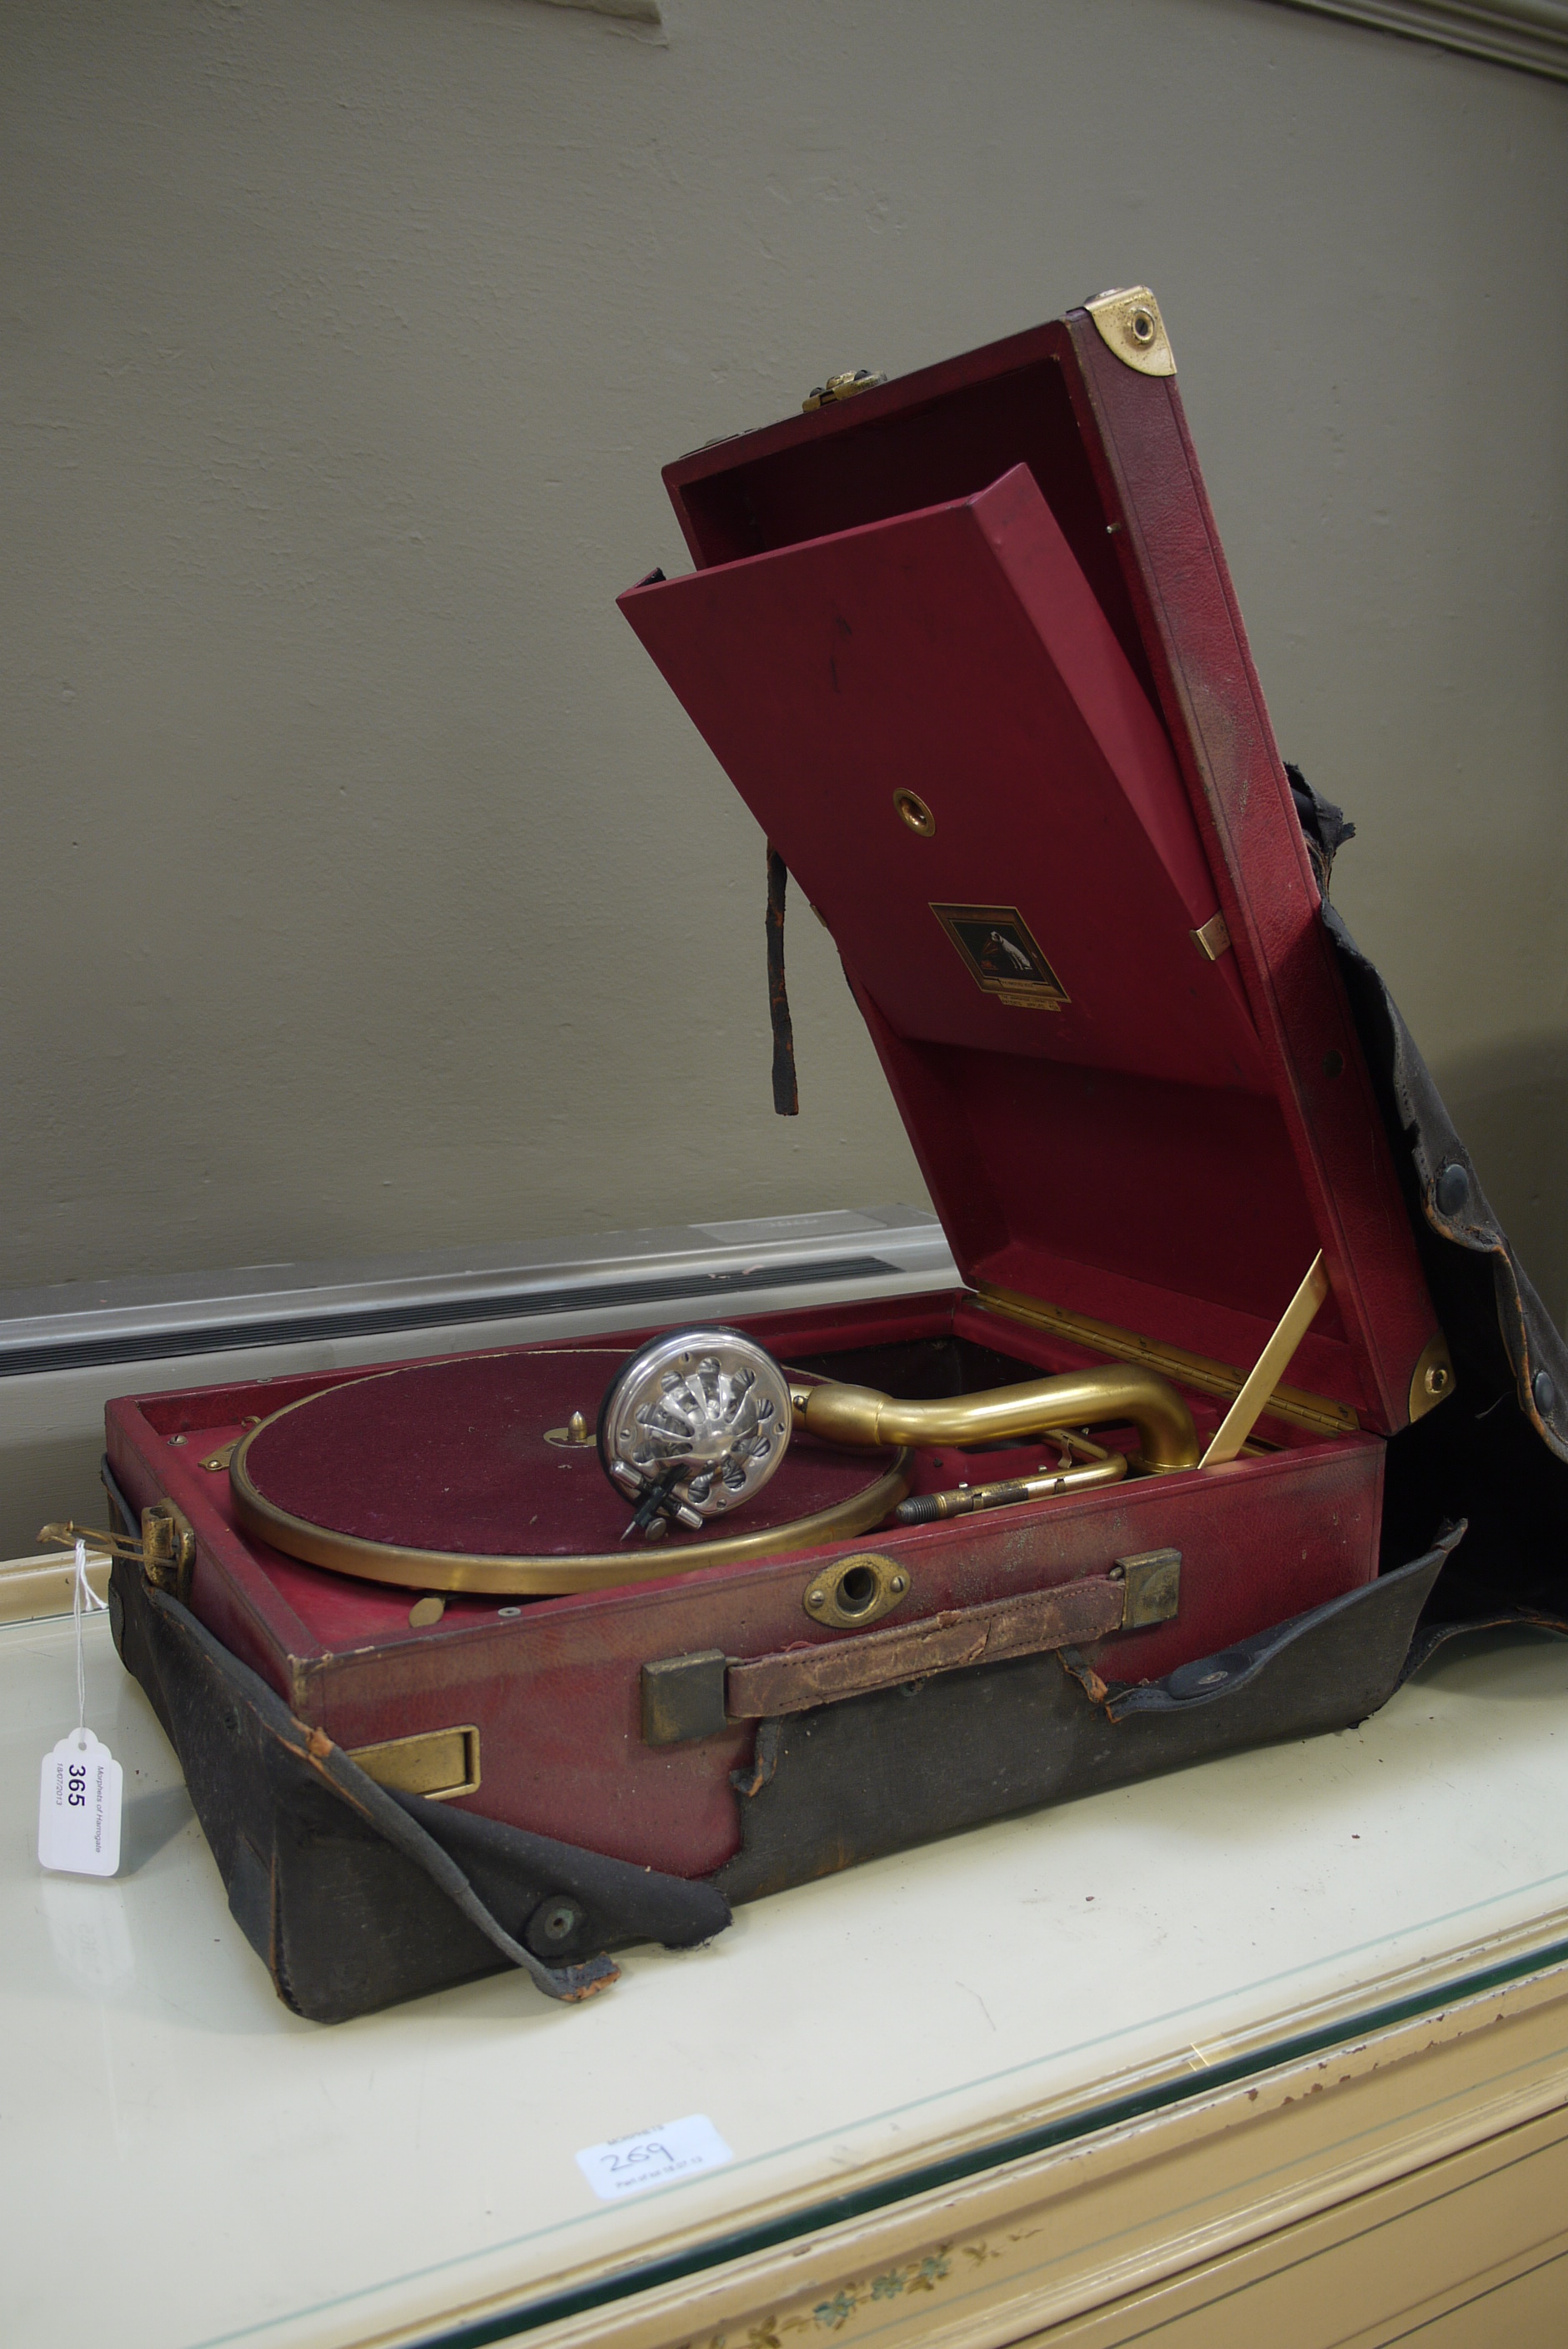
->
671, 344, 1160, 705
622, 464, 1358, 1396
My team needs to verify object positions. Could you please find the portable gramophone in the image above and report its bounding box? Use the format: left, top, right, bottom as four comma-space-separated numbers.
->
76, 288, 1568, 2021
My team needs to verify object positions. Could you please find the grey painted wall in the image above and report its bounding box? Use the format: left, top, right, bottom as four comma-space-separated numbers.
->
5, 1, 1565, 1313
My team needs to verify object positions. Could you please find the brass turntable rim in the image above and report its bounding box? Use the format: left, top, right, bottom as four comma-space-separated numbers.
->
229, 1366, 913, 1597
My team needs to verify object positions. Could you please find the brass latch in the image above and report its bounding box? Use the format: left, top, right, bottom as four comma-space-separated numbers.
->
40, 1501, 197, 1606
802, 368, 886, 413
348, 1724, 482, 1802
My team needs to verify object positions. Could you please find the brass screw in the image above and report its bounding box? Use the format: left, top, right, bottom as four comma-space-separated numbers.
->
891, 1573, 907, 1594
807, 1590, 825, 1608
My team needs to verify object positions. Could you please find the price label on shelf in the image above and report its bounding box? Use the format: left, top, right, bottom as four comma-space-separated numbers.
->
575, 2115, 733, 2202
38, 1728, 123, 1878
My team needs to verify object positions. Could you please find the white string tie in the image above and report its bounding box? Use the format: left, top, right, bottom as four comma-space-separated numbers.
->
73, 1537, 108, 1741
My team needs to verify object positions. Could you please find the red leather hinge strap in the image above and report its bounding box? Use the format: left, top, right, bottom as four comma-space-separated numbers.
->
725, 1574, 1126, 1718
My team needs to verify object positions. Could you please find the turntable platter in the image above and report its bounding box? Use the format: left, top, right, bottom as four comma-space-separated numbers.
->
230, 1348, 909, 1595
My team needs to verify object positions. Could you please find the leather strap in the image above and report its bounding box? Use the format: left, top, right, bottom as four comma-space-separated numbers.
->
766, 845, 799, 1116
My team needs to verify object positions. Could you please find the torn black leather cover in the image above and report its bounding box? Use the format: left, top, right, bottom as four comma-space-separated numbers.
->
1291, 767, 1568, 1639
108, 1547, 731, 2022
717, 1532, 1458, 1901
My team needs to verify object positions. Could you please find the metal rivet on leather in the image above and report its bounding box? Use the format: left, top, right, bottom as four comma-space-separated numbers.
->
524, 1895, 585, 1957
1166, 1657, 1229, 1699
1533, 1370, 1556, 1416
1435, 1163, 1470, 1217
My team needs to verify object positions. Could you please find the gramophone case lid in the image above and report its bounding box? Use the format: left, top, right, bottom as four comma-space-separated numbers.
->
619, 298, 1442, 1435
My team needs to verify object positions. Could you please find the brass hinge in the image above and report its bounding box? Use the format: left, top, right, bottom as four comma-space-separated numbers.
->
802, 368, 886, 414
1408, 1332, 1457, 1422
39, 1501, 197, 1607
1190, 911, 1232, 961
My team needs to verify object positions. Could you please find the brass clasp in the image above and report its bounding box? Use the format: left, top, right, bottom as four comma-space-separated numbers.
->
39, 1501, 197, 1605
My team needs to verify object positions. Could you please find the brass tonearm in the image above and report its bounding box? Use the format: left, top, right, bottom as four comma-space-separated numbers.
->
595, 1330, 1204, 1546
788, 1361, 1201, 1474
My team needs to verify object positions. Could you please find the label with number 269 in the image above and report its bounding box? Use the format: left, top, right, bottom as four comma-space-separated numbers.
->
38, 1728, 123, 1877
575, 2114, 733, 2202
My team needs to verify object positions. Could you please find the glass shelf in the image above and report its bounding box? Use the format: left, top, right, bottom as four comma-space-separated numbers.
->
6, 1607, 1568, 2349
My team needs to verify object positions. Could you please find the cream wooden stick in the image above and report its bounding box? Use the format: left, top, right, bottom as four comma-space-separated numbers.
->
1201, 1251, 1329, 1466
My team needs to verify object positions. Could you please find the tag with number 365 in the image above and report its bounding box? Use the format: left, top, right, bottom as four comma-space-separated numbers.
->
38, 1728, 123, 1877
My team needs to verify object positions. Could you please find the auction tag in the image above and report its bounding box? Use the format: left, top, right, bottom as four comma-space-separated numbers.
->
575, 2114, 733, 2201
38, 1728, 123, 1877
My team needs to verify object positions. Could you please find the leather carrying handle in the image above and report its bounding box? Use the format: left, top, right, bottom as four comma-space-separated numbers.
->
725, 1573, 1126, 1718
640, 1559, 1179, 1745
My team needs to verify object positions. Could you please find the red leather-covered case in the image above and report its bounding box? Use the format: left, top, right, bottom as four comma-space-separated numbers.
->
103, 291, 1452, 1936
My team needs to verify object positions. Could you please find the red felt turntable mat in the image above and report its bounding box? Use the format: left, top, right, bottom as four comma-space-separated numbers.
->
230, 1348, 909, 1595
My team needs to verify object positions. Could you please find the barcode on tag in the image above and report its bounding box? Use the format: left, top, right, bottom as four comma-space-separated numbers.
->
38, 1728, 123, 1878
575, 2114, 733, 2201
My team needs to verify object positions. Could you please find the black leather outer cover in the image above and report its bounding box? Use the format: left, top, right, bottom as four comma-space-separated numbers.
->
1292, 769, 1568, 1645
108, 1551, 731, 2021
108, 1507, 1460, 2020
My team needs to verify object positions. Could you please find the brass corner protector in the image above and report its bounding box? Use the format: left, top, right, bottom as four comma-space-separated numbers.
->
1408, 1333, 1457, 1423
1085, 287, 1176, 378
